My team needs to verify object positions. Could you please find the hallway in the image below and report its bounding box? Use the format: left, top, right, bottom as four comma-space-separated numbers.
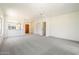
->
0, 34, 79, 55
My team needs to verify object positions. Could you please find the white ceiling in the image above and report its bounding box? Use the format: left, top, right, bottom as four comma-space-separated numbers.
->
0, 3, 79, 20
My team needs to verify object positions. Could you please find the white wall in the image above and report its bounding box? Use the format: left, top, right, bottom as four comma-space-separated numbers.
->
33, 19, 43, 35
0, 18, 2, 35
46, 11, 79, 41
33, 11, 79, 41
0, 9, 4, 37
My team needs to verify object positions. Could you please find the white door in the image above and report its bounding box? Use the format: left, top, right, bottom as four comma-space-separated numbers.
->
0, 17, 3, 44
0, 18, 2, 36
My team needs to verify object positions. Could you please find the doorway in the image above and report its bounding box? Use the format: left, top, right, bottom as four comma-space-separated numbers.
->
25, 24, 29, 34
42, 22, 46, 36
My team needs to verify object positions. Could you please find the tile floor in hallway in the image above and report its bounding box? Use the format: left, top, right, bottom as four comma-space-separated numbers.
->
0, 34, 79, 55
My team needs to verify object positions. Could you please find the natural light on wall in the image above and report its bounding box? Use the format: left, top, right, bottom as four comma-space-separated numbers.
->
6, 9, 18, 17
6, 9, 20, 23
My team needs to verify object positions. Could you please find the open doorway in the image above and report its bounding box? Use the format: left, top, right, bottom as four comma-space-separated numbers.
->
42, 22, 46, 36
25, 24, 29, 34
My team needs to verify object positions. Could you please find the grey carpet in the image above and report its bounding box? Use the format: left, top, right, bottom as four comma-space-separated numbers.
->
0, 35, 79, 55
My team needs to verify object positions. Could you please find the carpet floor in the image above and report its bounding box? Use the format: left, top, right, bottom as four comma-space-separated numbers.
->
0, 34, 79, 55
